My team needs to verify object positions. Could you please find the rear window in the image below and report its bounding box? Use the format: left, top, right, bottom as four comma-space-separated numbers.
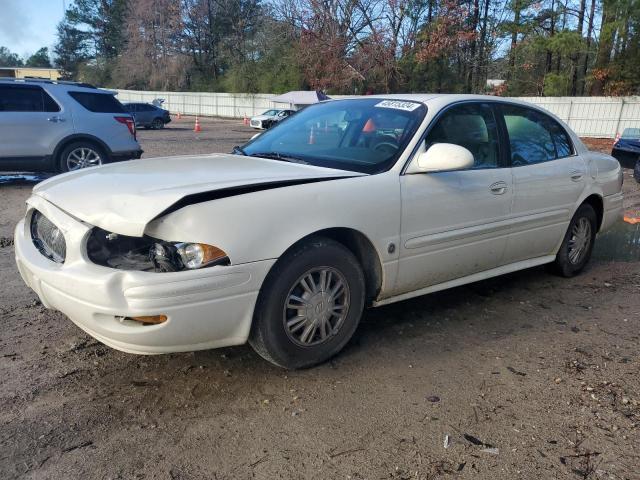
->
68, 91, 125, 113
622, 128, 640, 139
0, 85, 60, 112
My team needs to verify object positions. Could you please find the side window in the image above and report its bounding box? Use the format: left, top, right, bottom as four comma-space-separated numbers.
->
0, 86, 59, 112
68, 91, 126, 113
548, 121, 572, 158
43, 90, 60, 112
425, 103, 500, 169
501, 105, 572, 165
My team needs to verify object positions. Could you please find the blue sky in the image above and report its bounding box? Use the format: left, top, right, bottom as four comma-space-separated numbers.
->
0, 0, 65, 59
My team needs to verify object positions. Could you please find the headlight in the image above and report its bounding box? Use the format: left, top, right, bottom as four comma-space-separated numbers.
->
86, 227, 229, 272
31, 210, 66, 263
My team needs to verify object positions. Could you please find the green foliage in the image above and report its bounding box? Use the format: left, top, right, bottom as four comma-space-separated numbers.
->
44, 0, 640, 96
543, 73, 571, 96
0, 46, 24, 67
25, 48, 52, 68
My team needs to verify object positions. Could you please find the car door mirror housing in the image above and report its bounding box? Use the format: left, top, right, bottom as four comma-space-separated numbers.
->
408, 143, 474, 173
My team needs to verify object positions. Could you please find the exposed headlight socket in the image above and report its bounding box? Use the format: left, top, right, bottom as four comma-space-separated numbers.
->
150, 242, 181, 272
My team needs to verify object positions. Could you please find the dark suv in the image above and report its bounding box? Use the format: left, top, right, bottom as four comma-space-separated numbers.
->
123, 102, 171, 129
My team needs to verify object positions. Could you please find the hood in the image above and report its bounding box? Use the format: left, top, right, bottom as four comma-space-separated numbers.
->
251, 115, 273, 121
33, 154, 363, 236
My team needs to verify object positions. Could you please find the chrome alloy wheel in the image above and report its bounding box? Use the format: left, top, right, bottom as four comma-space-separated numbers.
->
283, 267, 350, 347
66, 147, 102, 170
568, 217, 592, 264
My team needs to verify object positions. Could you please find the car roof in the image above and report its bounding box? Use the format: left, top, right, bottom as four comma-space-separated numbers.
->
338, 93, 536, 106
0, 77, 97, 90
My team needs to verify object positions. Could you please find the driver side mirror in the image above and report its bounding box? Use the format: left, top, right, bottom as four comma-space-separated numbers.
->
407, 143, 474, 173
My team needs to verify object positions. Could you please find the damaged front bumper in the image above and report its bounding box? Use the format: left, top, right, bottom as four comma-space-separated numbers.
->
14, 195, 275, 354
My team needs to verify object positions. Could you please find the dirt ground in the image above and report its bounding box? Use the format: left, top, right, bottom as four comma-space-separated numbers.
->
1, 118, 639, 479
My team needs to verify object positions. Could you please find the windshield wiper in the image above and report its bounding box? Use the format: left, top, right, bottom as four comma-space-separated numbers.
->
249, 151, 309, 164
232, 145, 247, 156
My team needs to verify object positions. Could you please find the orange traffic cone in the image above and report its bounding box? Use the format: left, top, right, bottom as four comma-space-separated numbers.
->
177, 112, 182, 120
308, 125, 315, 145
362, 118, 377, 133
194, 116, 202, 132
243, 114, 249, 126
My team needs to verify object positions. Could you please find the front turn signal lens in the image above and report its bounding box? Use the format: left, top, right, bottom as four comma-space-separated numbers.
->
128, 315, 167, 325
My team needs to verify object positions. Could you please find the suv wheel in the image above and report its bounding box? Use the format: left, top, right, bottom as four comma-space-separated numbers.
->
151, 118, 164, 130
58, 142, 106, 173
249, 237, 365, 369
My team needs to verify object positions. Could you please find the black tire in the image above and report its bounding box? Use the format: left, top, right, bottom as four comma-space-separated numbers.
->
551, 204, 598, 277
249, 237, 365, 369
151, 118, 165, 129
634, 159, 640, 183
58, 141, 107, 173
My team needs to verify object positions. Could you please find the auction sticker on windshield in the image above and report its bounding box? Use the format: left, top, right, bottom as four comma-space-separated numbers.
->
374, 100, 422, 111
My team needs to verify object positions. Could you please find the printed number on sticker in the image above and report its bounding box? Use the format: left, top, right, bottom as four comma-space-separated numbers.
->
374, 100, 421, 111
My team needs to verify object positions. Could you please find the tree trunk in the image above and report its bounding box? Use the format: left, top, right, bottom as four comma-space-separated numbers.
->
466, 0, 480, 92
580, 0, 596, 94
590, 0, 617, 95
476, 0, 490, 92
508, 0, 521, 81
571, 0, 586, 95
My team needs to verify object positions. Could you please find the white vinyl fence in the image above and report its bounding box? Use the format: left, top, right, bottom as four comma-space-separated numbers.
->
115, 89, 640, 139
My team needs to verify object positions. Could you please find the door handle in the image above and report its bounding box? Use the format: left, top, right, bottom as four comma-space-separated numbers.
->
47, 116, 66, 123
570, 171, 583, 182
489, 181, 508, 195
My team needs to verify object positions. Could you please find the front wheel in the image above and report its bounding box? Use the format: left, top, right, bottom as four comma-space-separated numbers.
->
249, 237, 365, 369
551, 204, 597, 277
151, 118, 164, 129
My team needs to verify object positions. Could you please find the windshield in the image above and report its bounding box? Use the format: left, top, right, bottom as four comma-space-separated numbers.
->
262, 109, 279, 116
242, 99, 427, 174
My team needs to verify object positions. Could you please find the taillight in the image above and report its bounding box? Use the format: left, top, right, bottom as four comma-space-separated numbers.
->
114, 116, 136, 139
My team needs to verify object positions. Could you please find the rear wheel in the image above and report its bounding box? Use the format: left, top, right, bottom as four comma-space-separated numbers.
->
58, 141, 105, 173
249, 237, 365, 369
551, 204, 597, 277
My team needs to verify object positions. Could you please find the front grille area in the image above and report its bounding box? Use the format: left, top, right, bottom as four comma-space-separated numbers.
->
30, 210, 66, 263
250, 120, 260, 127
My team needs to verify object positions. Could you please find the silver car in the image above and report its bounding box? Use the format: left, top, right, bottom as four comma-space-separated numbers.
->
0, 78, 142, 173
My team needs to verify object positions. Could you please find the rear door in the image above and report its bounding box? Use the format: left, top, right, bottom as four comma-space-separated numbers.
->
67, 90, 137, 152
137, 104, 156, 125
396, 102, 513, 294
499, 104, 586, 263
0, 84, 73, 164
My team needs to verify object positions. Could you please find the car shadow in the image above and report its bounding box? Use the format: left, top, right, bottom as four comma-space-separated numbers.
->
194, 264, 568, 373
0, 173, 54, 185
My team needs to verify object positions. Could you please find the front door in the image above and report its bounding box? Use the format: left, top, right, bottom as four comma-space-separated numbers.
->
0, 84, 72, 159
396, 102, 513, 295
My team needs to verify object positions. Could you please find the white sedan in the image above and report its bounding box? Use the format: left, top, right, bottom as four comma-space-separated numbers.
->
249, 109, 294, 129
15, 95, 623, 368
